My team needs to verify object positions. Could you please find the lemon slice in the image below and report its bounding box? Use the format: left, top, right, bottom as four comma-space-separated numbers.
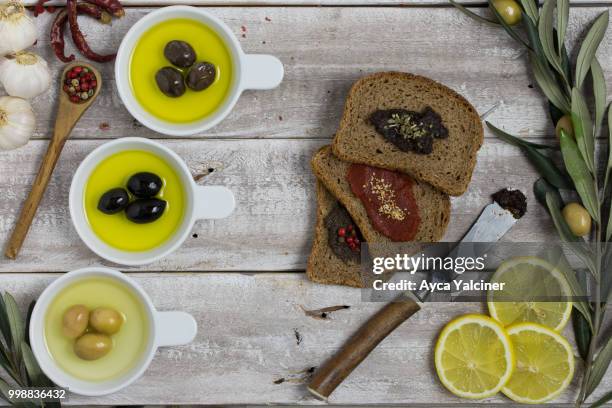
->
487, 256, 572, 331
502, 323, 575, 404
434, 314, 515, 399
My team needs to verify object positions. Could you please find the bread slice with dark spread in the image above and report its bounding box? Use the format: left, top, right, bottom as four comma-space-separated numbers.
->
332, 72, 483, 196
307, 181, 364, 288
312, 145, 450, 244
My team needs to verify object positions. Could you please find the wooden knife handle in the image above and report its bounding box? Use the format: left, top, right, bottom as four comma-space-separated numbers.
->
307, 299, 420, 400
5, 137, 67, 259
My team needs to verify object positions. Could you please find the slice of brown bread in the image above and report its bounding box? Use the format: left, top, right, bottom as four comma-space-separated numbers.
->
312, 145, 450, 245
332, 72, 483, 196
306, 181, 364, 288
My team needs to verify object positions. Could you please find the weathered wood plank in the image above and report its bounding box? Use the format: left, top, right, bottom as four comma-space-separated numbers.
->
16, 7, 611, 140
1, 273, 609, 405
22, 0, 612, 6
1, 138, 560, 273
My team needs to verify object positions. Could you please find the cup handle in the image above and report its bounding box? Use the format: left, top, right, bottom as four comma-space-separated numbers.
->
194, 185, 235, 220
242, 54, 284, 90
155, 311, 197, 347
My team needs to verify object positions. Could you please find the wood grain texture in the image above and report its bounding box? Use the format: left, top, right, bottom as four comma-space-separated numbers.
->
0, 138, 564, 272
1, 272, 610, 406
22, 0, 612, 5
18, 7, 611, 141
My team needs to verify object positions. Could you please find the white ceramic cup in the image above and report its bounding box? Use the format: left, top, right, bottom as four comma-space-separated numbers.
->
29, 267, 197, 396
115, 6, 284, 136
69, 137, 235, 266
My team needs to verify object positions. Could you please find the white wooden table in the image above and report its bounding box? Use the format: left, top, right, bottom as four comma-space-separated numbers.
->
1, 1, 611, 405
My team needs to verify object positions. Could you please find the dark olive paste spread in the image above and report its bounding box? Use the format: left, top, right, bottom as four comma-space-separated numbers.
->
347, 164, 420, 241
492, 188, 527, 219
370, 107, 448, 154
325, 204, 363, 263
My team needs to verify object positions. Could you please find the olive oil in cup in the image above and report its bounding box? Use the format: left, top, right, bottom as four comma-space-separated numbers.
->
70, 138, 235, 266
115, 6, 284, 136
29, 267, 197, 396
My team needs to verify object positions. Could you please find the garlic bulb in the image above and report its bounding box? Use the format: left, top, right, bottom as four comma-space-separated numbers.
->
0, 1, 37, 56
0, 96, 35, 151
0, 52, 51, 99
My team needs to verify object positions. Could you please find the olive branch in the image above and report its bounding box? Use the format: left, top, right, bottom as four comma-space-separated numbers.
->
451, 0, 611, 406
0, 293, 60, 407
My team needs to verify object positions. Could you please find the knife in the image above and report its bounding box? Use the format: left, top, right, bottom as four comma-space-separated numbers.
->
307, 201, 520, 400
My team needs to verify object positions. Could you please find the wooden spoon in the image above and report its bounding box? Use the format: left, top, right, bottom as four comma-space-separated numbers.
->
5, 61, 102, 260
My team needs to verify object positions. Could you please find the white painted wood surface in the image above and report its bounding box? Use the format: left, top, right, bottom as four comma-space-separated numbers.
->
0, 138, 563, 272
0, 2, 610, 406
3, 273, 611, 406
22, 7, 612, 141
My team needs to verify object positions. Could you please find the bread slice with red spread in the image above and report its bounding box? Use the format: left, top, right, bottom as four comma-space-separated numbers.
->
311, 145, 450, 244
307, 181, 365, 288
332, 72, 483, 196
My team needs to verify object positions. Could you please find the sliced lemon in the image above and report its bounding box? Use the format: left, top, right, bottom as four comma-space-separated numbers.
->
434, 314, 515, 399
487, 256, 572, 331
502, 323, 575, 404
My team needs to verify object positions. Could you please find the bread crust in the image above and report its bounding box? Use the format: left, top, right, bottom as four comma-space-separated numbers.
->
306, 181, 364, 288
332, 71, 484, 196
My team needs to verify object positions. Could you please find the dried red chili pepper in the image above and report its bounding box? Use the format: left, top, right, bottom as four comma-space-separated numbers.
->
83, 0, 124, 17
67, 0, 116, 63
51, 4, 111, 63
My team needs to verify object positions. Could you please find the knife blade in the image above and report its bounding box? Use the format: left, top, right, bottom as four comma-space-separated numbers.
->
308, 201, 520, 400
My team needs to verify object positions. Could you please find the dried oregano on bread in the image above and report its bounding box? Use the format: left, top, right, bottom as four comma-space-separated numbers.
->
311, 145, 450, 244
307, 181, 364, 288
332, 72, 483, 196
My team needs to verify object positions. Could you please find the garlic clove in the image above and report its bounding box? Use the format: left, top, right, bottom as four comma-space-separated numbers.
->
0, 1, 37, 56
0, 52, 51, 99
0, 96, 35, 151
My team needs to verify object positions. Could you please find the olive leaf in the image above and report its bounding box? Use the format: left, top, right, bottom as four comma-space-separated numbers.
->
556, 0, 569, 50
3, 294, 24, 360
587, 337, 612, 397
21, 342, 45, 387
449, 0, 501, 26
591, 58, 606, 139
575, 10, 609, 89
538, 0, 567, 85
519, 0, 539, 24
571, 87, 595, 173
591, 390, 612, 408
560, 130, 600, 221
485, 122, 554, 150
573, 308, 592, 360
531, 51, 571, 113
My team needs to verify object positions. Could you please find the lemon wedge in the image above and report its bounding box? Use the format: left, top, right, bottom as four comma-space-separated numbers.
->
434, 314, 515, 399
502, 323, 575, 404
487, 256, 572, 331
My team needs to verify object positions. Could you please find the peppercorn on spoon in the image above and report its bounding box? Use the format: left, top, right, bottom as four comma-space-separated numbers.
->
5, 61, 102, 259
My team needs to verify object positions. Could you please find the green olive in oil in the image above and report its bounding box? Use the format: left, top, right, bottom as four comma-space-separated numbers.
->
129, 18, 233, 123
44, 277, 150, 382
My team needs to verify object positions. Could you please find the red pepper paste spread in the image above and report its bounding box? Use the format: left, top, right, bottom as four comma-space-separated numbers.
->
346, 164, 420, 241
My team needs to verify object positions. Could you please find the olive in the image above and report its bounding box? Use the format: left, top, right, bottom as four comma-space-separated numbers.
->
186, 62, 216, 91
562, 202, 592, 237
125, 198, 167, 224
127, 172, 163, 198
90, 307, 124, 335
62, 305, 89, 339
164, 40, 196, 68
555, 115, 574, 140
74, 333, 113, 361
97, 188, 129, 214
491, 0, 522, 25
155, 67, 186, 98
